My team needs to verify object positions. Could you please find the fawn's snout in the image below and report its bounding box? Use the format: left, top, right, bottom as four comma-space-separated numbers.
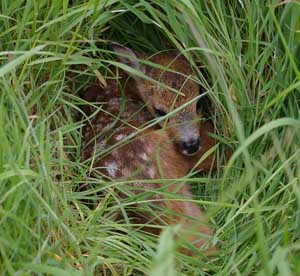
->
178, 138, 201, 156
175, 125, 201, 155
171, 112, 201, 156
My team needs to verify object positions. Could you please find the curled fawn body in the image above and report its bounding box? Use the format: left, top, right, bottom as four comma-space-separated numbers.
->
81, 47, 217, 254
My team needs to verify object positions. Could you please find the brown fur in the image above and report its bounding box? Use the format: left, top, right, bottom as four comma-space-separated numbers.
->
80, 46, 218, 255
81, 81, 217, 255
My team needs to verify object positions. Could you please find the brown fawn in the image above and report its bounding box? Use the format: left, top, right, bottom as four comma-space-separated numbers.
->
112, 44, 202, 156
80, 45, 217, 254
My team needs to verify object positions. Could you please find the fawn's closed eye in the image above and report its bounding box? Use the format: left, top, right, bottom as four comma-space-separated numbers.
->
154, 108, 167, 117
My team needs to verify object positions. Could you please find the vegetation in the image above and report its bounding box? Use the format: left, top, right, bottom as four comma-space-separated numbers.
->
0, 0, 300, 275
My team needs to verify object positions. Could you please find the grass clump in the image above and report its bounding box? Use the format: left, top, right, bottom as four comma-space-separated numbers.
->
0, 0, 300, 275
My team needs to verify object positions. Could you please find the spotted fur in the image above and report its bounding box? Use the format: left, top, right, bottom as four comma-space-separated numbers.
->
80, 49, 218, 255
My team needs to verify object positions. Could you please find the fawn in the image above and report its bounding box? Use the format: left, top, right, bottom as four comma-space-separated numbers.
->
80, 46, 217, 254
112, 44, 202, 156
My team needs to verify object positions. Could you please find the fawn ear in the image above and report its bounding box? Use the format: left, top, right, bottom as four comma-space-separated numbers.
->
112, 43, 145, 79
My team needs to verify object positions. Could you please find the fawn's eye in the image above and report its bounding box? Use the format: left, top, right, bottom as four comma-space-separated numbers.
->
154, 108, 167, 117
196, 95, 211, 115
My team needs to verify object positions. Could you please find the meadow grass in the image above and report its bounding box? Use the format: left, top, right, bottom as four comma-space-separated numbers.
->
0, 0, 300, 275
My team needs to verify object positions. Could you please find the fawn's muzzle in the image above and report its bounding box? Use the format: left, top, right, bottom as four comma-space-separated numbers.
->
178, 138, 201, 156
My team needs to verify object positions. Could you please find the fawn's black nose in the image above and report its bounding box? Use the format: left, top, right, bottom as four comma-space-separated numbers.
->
178, 138, 201, 156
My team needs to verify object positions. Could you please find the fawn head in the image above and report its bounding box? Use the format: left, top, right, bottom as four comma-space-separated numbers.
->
113, 44, 201, 156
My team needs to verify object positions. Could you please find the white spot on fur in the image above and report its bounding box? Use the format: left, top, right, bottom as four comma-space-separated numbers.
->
106, 162, 118, 177
148, 166, 156, 178
108, 98, 121, 107
115, 133, 126, 141
101, 123, 113, 132
140, 152, 149, 161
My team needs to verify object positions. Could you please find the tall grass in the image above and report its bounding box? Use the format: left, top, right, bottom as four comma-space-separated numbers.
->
0, 0, 300, 275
